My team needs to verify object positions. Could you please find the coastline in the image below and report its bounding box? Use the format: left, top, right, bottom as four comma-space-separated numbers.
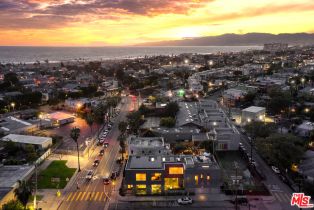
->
0, 46, 262, 65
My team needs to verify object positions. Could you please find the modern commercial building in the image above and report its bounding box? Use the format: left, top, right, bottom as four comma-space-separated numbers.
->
124, 154, 221, 195
1, 134, 53, 150
241, 106, 266, 124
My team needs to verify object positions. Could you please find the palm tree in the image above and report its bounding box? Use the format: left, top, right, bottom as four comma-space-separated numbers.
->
70, 127, 81, 172
118, 135, 126, 160
85, 113, 94, 135
118, 121, 128, 136
14, 180, 32, 210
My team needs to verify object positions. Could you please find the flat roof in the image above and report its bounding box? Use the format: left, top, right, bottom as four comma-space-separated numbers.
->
49, 111, 75, 120
242, 106, 265, 113
129, 136, 164, 147
0, 165, 34, 188
2, 134, 52, 145
0, 116, 33, 133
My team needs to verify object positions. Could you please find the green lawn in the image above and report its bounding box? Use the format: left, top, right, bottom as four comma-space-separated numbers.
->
37, 160, 76, 189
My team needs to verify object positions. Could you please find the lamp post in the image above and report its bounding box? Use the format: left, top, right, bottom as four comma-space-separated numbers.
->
234, 162, 239, 210
38, 113, 43, 128
10, 102, 15, 111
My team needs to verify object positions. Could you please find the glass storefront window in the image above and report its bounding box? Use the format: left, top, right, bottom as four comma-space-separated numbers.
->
151, 184, 162, 194
151, 173, 162, 181
164, 178, 181, 190
136, 184, 146, 195
169, 167, 184, 175
136, 173, 146, 181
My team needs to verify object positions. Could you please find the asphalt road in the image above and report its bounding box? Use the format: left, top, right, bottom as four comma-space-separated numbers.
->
57, 96, 132, 210
207, 91, 298, 209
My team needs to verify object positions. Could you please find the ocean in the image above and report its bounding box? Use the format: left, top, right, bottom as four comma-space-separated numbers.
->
0, 46, 262, 64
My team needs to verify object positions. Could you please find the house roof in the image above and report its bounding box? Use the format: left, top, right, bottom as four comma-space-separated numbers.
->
2, 134, 52, 145
242, 106, 265, 113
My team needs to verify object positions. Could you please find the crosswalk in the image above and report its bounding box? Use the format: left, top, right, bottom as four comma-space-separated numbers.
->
272, 192, 291, 203
65, 191, 110, 202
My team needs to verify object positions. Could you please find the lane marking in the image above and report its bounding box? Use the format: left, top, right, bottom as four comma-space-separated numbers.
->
70, 192, 76, 202
283, 193, 291, 202
99, 192, 103, 201
94, 192, 100, 201
76, 192, 82, 201
273, 193, 283, 202
90, 192, 95, 201
66, 192, 73, 202
80, 192, 86, 201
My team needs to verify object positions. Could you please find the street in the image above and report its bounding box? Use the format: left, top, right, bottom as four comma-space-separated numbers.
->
57, 96, 132, 210
207, 90, 298, 210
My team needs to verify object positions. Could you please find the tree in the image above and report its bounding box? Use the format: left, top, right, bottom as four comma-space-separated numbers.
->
24, 145, 37, 162
244, 122, 276, 138
255, 134, 305, 169
70, 127, 81, 172
118, 121, 128, 136
118, 135, 126, 160
163, 102, 179, 117
267, 89, 292, 115
127, 111, 143, 133
2, 200, 26, 210
85, 113, 94, 135
160, 117, 176, 127
4, 72, 20, 86
244, 92, 256, 104
14, 180, 33, 209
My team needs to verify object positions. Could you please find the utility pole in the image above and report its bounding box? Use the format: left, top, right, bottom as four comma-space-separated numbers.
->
34, 162, 38, 210
234, 162, 239, 210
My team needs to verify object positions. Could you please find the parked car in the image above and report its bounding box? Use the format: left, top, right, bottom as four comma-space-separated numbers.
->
177, 197, 193, 205
103, 140, 109, 148
86, 170, 93, 180
271, 166, 281, 174
93, 159, 100, 167
99, 149, 105, 156
103, 176, 110, 185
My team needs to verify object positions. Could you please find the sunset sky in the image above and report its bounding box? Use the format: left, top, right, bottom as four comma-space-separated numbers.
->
0, 0, 314, 46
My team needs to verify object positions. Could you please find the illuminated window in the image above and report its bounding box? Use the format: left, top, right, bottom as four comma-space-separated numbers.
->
169, 167, 184, 175
127, 185, 133, 189
136, 173, 146, 181
200, 174, 203, 179
151, 184, 162, 194
207, 176, 211, 181
136, 184, 146, 195
151, 173, 162, 181
164, 178, 182, 190
195, 175, 198, 185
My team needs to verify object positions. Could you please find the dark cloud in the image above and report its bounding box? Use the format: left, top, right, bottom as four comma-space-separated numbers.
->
0, 0, 212, 29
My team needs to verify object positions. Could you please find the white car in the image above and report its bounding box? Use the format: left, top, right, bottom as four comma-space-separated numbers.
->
177, 197, 193, 205
86, 170, 94, 180
271, 166, 281, 174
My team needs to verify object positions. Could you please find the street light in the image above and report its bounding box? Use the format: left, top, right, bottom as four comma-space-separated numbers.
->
305, 108, 310, 113
38, 113, 43, 128
10, 102, 15, 111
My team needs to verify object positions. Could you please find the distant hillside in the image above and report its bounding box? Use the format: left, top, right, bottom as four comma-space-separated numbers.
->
138, 33, 314, 46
